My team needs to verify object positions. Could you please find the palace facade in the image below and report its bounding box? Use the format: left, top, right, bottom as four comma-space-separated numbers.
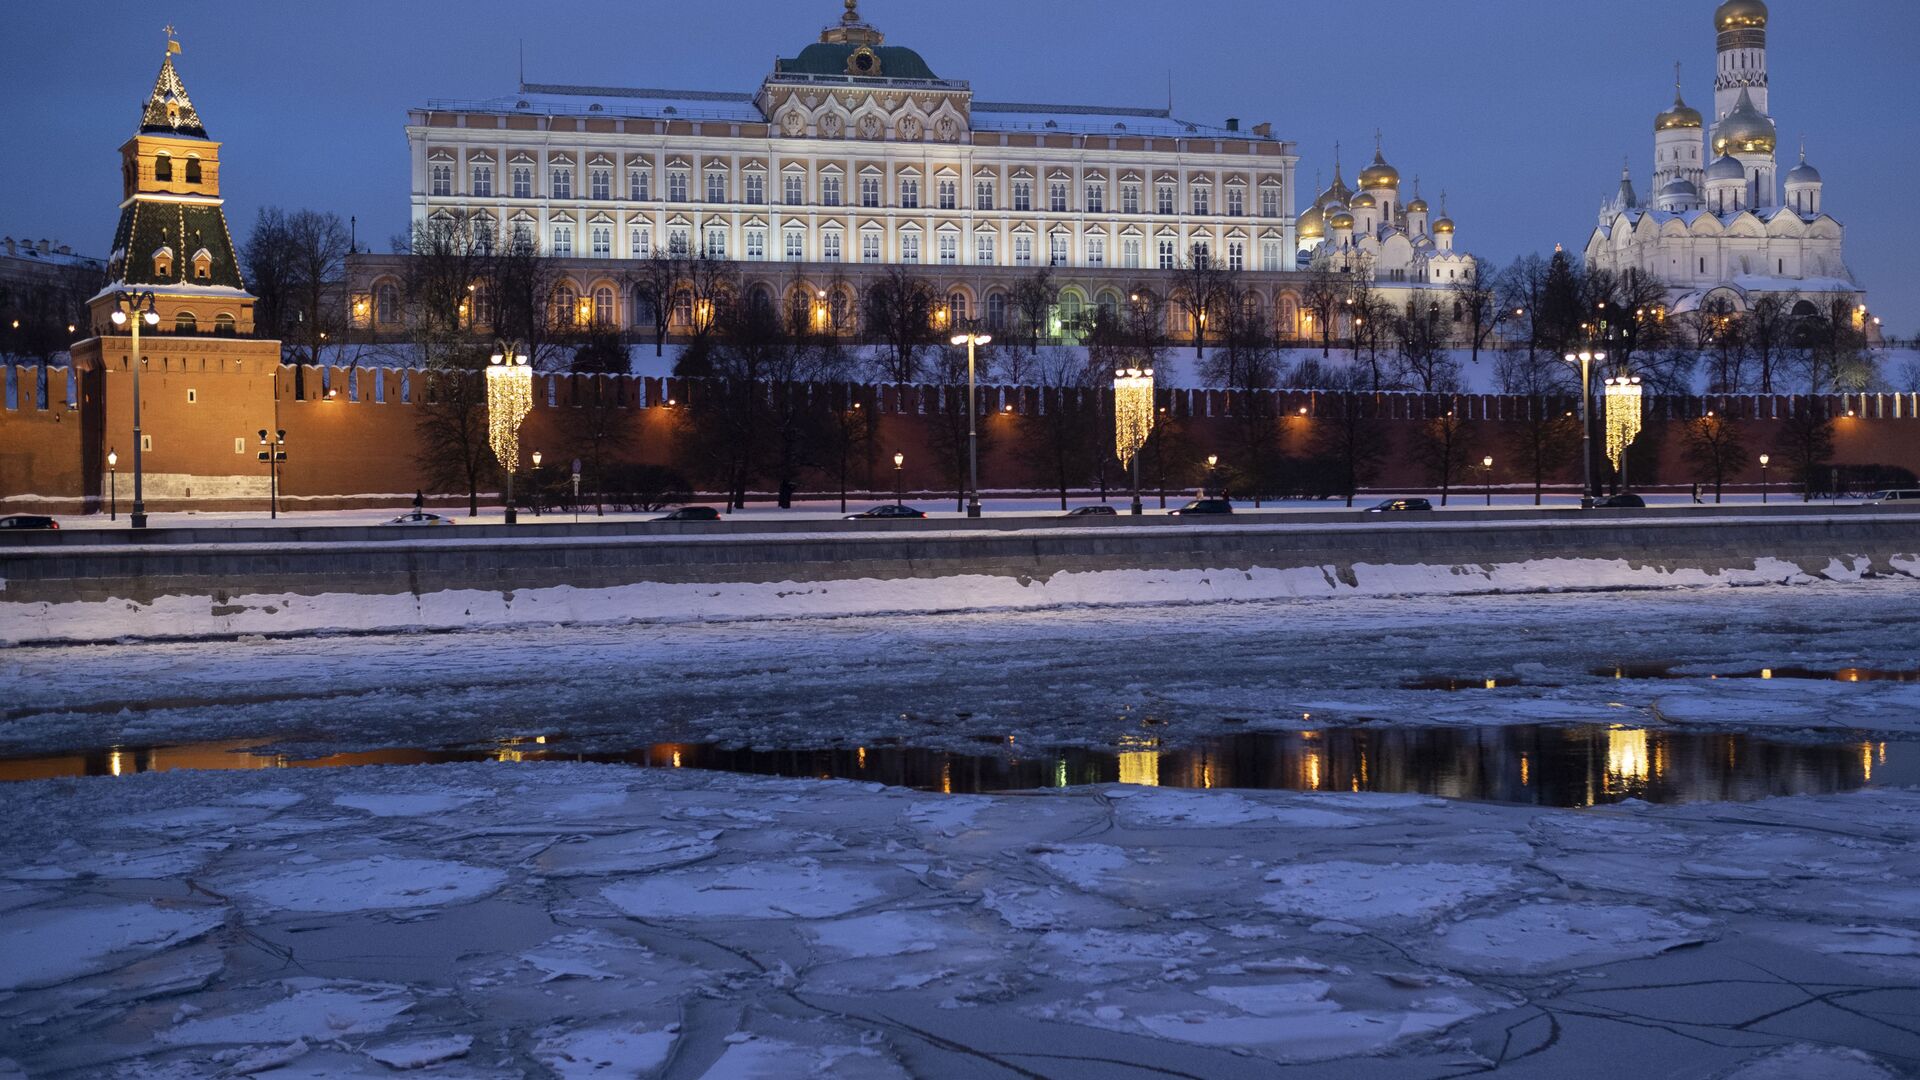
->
1584, 0, 1866, 324
350, 1, 1476, 344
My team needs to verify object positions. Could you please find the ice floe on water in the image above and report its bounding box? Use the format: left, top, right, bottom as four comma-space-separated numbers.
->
221, 854, 507, 914
0, 901, 225, 991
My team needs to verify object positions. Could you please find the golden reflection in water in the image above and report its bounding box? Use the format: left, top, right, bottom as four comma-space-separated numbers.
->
857, 746, 867, 769
1304, 749, 1323, 791
1484, 678, 1499, 690
1762, 668, 1774, 680
1607, 727, 1652, 794
107, 749, 129, 776
1055, 759, 1068, 788
1520, 754, 1530, 786
1862, 743, 1873, 781
941, 760, 952, 794
1118, 751, 1161, 787
671, 750, 682, 768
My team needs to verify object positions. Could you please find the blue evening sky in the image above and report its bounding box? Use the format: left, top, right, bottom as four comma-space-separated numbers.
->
6, 0, 1916, 333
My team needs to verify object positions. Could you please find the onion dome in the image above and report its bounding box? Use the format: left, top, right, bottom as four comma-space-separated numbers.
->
1713, 88, 1776, 155
1317, 171, 1353, 208
1297, 204, 1325, 238
1715, 0, 1767, 31
1656, 91, 1703, 132
1350, 192, 1377, 209
1328, 209, 1355, 230
1432, 217, 1455, 235
1358, 149, 1400, 190
1786, 154, 1821, 185
1406, 196, 1429, 213
1660, 177, 1700, 199
1706, 153, 1746, 182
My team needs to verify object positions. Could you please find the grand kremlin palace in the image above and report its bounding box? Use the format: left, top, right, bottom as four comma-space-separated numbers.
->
347, 1, 1477, 344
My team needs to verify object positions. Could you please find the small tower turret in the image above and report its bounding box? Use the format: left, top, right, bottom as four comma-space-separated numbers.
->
1784, 142, 1823, 217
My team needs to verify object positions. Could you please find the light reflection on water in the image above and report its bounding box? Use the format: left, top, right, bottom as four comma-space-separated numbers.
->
1, 726, 1909, 809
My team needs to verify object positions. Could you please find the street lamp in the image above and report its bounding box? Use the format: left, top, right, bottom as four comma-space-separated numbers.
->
1114, 367, 1155, 516
1482, 455, 1495, 507
893, 451, 905, 507
257, 429, 286, 519
107, 448, 118, 521
487, 343, 533, 524
531, 450, 543, 517
1562, 349, 1607, 509
1759, 453, 1771, 504
1206, 453, 1220, 496
950, 328, 992, 518
107, 291, 160, 528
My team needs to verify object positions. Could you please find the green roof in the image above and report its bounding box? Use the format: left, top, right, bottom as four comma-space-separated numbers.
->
779, 43, 939, 81
109, 199, 244, 291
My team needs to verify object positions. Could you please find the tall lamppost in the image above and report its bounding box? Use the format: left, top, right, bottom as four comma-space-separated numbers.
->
107, 449, 118, 521
487, 342, 533, 525
107, 291, 159, 528
1759, 453, 1771, 504
1206, 454, 1220, 497
893, 451, 905, 507
531, 450, 543, 517
1482, 454, 1495, 507
257, 429, 286, 519
1562, 349, 1606, 509
950, 328, 992, 518
1114, 367, 1155, 516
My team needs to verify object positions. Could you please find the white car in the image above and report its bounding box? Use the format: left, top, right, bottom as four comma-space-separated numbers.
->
381, 512, 457, 526
1861, 490, 1920, 505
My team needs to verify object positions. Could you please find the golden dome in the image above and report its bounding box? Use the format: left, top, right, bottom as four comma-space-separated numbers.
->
1432, 217, 1455, 234
1358, 149, 1400, 190
1351, 192, 1377, 209
1406, 197, 1429, 213
1298, 205, 1325, 238
1715, 0, 1767, 31
1656, 91, 1703, 132
1328, 210, 1355, 230
1713, 87, 1775, 155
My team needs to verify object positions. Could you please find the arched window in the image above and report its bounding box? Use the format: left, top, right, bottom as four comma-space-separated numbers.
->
185, 158, 203, 185
748, 285, 774, 313
154, 153, 172, 182
671, 289, 692, 328
948, 293, 969, 323
174, 311, 197, 334
552, 283, 580, 327
632, 285, 657, 328
788, 289, 813, 331
376, 283, 399, 325
828, 290, 851, 332
986, 292, 1008, 330
593, 286, 614, 325
214, 313, 236, 335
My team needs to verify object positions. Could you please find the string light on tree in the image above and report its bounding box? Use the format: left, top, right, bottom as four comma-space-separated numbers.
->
1604, 375, 1643, 471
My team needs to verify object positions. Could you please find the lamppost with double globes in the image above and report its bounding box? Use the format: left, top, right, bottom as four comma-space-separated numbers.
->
950, 328, 992, 518
257, 429, 286, 519
108, 291, 160, 528
1563, 349, 1606, 509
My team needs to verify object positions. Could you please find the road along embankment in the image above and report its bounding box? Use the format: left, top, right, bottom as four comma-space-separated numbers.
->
2, 512, 1916, 644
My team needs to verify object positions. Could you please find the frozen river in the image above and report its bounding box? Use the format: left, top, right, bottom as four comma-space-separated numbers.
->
3, 581, 1918, 1077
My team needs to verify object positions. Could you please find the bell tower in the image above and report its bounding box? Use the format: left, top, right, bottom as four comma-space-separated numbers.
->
93, 28, 255, 336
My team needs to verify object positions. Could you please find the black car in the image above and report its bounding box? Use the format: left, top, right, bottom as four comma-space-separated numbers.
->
1066, 505, 1118, 517
1366, 499, 1433, 513
0, 515, 58, 530
657, 506, 722, 522
1169, 499, 1234, 516
845, 505, 926, 520
1596, 493, 1647, 509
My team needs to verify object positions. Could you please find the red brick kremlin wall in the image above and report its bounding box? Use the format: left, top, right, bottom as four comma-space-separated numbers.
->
5, 361, 1918, 514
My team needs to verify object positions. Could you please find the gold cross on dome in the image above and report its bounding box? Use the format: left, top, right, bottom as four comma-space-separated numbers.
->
164, 25, 181, 53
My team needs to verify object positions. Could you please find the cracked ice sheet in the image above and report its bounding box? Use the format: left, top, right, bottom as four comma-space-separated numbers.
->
6, 580, 1920, 764
0, 767, 1917, 1076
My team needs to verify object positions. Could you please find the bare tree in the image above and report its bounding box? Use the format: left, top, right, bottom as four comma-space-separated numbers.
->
478, 223, 563, 366
1774, 404, 1836, 501
1393, 299, 1458, 393
1311, 367, 1389, 507
1171, 247, 1232, 357
923, 343, 993, 512
1681, 413, 1748, 503
1410, 405, 1480, 507
1746, 293, 1792, 395
861, 266, 939, 383
1495, 345, 1582, 505
1694, 296, 1747, 393
625, 249, 680, 358
243, 208, 349, 365
1299, 268, 1343, 358
1448, 256, 1501, 367
1009, 266, 1060, 351
1201, 289, 1283, 504
413, 352, 494, 518
1346, 277, 1394, 390
1016, 346, 1102, 509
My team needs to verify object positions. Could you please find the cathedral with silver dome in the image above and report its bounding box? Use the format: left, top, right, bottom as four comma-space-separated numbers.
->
1585, 1, 1864, 321
1295, 140, 1479, 290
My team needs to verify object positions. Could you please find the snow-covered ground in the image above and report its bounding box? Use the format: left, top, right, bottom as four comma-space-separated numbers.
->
1, 762, 1916, 1078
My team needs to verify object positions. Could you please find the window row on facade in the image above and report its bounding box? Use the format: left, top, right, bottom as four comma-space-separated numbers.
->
424, 154, 1285, 219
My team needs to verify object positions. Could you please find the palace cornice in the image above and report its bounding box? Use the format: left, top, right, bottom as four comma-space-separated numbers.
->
406, 124, 1291, 162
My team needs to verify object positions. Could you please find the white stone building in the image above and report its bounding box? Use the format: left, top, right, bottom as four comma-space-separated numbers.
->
1295, 143, 1479, 290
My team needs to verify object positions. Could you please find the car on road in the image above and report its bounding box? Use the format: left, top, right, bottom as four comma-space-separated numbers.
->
380, 512, 455, 526
1863, 489, 1920, 505
1066, 505, 1118, 517
1595, 493, 1647, 508
0, 515, 60, 530
1365, 499, 1433, 513
1169, 498, 1234, 516
845, 505, 927, 520
657, 506, 722, 522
